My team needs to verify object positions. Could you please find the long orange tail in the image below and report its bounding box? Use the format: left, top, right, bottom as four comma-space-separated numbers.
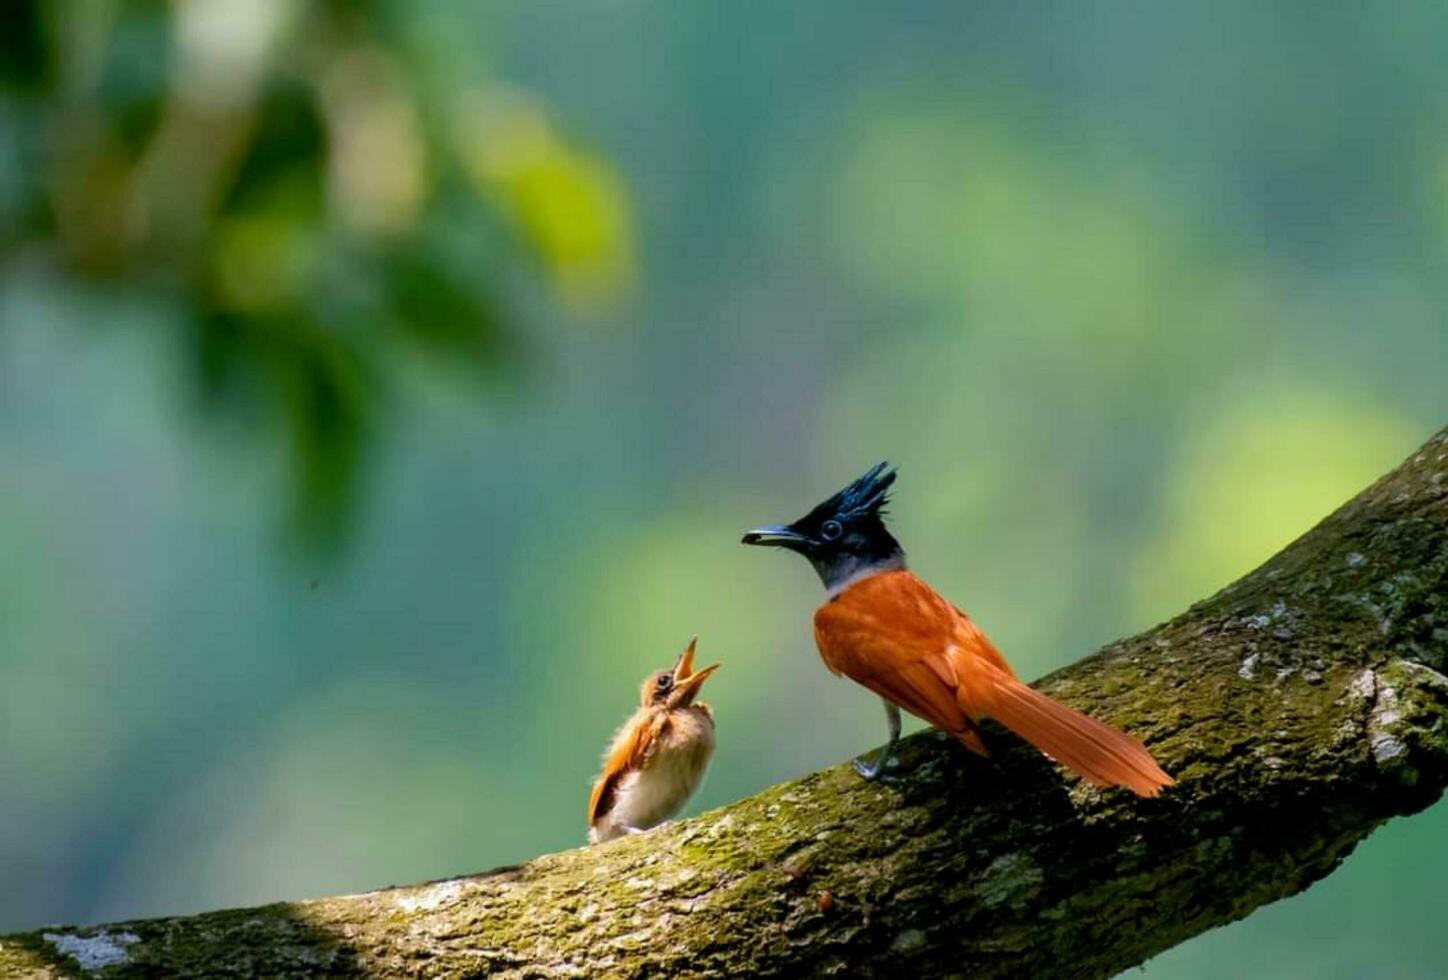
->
962, 664, 1173, 798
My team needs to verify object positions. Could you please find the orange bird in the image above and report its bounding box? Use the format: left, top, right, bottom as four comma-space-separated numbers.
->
588, 637, 721, 843
742, 464, 1172, 796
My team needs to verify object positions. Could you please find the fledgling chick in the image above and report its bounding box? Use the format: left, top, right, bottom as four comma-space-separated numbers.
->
588, 636, 720, 844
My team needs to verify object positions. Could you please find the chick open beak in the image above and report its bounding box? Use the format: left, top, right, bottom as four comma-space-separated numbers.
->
670, 635, 720, 704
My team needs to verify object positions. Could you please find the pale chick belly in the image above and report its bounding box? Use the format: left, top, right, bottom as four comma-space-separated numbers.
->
591, 710, 715, 843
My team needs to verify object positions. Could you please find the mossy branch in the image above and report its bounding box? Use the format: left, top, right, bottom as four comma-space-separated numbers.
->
5, 428, 1447, 979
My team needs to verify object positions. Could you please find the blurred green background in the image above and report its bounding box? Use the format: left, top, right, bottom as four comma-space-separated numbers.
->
2, 2, 1445, 976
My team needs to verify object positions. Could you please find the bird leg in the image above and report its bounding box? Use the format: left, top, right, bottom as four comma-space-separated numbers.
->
853, 700, 901, 782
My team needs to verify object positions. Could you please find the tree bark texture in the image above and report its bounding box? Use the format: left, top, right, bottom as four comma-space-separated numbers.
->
4, 428, 1447, 979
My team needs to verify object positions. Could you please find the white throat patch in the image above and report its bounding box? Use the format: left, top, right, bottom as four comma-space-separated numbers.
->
824, 560, 901, 598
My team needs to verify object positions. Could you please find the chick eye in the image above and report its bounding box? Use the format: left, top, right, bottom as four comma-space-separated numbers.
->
656, 673, 673, 690
820, 519, 844, 541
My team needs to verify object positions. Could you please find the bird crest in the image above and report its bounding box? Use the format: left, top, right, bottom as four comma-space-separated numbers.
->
816, 461, 896, 523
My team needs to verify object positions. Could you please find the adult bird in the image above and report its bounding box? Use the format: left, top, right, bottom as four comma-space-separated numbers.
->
742, 464, 1172, 797
588, 636, 721, 843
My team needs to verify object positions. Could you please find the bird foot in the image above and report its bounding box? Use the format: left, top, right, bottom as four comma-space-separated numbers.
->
852, 754, 901, 783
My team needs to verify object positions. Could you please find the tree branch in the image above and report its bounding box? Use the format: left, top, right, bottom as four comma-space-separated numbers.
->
6, 428, 1447, 979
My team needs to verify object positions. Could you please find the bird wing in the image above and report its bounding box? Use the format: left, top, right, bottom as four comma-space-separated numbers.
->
815, 569, 1173, 795
587, 709, 669, 826
814, 570, 987, 752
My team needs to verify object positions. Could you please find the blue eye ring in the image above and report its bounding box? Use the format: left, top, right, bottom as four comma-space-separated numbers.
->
820, 519, 844, 541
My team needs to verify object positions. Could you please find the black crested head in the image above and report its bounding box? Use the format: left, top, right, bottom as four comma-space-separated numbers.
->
798, 461, 896, 530
741, 462, 906, 591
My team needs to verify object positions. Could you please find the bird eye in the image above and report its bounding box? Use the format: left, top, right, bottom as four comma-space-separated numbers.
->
656, 673, 673, 690
820, 519, 844, 541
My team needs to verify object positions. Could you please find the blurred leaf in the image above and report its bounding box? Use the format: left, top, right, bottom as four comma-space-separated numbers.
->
221, 81, 326, 215
267, 318, 370, 546
0, 0, 47, 92
381, 246, 504, 364
0, 0, 636, 552
453, 88, 635, 309
315, 43, 428, 239
197, 311, 371, 549
97, 4, 171, 152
